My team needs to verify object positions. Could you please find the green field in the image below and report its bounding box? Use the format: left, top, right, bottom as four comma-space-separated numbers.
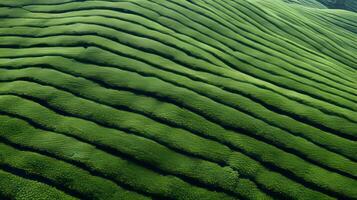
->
0, 0, 356, 199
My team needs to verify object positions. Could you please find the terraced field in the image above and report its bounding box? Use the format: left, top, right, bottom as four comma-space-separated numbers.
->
0, 0, 356, 199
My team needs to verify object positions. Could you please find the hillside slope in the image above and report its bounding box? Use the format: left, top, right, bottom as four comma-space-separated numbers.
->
0, 0, 356, 199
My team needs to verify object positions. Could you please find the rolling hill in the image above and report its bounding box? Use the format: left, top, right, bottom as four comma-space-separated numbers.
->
0, 0, 356, 199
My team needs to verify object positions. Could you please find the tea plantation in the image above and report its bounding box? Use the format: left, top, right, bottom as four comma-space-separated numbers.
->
0, 0, 356, 199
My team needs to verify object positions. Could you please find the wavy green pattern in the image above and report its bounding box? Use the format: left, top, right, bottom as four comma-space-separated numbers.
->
0, 0, 356, 199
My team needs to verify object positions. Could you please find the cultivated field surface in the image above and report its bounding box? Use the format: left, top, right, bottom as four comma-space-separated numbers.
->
0, 0, 356, 199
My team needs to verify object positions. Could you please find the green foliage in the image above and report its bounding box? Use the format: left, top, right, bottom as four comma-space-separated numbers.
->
0, 0, 356, 199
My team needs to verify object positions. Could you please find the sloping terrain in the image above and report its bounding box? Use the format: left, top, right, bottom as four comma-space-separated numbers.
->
0, 0, 356, 199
